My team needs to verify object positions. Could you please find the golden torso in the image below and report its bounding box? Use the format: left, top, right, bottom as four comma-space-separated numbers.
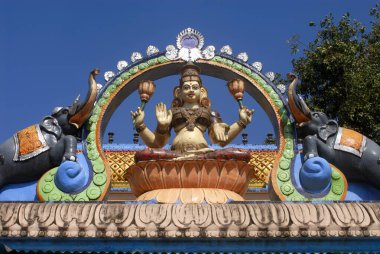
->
171, 126, 209, 152
170, 106, 211, 153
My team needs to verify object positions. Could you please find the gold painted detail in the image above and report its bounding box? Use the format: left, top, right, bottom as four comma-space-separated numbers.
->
105, 151, 135, 188
105, 150, 276, 189
248, 151, 276, 188
13, 125, 49, 161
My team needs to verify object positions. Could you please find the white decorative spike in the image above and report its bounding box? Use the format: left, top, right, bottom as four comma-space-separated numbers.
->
277, 84, 286, 94
202, 45, 215, 60
252, 62, 263, 72
146, 45, 159, 56
117, 60, 128, 71
265, 71, 275, 82
131, 52, 143, 63
220, 45, 233, 55
165, 45, 178, 60
237, 52, 248, 62
104, 71, 115, 82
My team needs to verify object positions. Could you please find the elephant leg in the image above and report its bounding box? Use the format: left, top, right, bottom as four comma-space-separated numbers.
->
359, 139, 380, 190
303, 135, 335, 165
63, 135, 77, 161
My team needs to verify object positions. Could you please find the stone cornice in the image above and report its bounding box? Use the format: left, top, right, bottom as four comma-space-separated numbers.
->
0, 202, 379, 238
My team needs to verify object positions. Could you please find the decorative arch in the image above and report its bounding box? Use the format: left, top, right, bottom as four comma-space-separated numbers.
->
37, 29, 346, 201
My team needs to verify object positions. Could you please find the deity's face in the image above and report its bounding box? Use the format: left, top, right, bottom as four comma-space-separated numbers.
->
181, 80, 201, 104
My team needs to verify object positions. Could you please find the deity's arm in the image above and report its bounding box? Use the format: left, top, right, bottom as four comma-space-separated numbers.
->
208, 107, 253, 146
132, 103, 172, 148
209, 122, 245, 147
223, 122, 245, 146
208, 110, 225, 145
137, 125, 170, 148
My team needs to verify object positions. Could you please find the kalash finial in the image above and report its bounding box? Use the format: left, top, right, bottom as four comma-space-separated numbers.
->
227, 79, 245, 109
138, 80, 156, 111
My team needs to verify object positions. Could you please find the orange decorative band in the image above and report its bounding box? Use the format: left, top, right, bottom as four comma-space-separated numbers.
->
334, 127, 366, 157
13, 124, 49, 161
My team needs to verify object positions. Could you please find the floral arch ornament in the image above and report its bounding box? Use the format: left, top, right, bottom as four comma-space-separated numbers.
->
37, 28, 347, 201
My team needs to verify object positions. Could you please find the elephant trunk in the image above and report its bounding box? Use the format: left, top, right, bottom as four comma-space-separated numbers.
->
69, 69, 99, 129
287, 73, 311, 123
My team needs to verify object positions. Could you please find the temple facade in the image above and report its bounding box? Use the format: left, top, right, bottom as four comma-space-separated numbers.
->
1, 28, 379, 253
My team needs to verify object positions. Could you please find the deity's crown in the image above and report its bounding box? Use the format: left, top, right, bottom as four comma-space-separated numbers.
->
180, 62, 202, 85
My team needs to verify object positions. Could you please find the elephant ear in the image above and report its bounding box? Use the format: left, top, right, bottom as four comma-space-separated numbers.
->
317, 120, 339, 141
40, 116, 62, 139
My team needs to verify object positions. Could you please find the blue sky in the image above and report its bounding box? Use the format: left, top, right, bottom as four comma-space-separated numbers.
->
0, 0, 376, 145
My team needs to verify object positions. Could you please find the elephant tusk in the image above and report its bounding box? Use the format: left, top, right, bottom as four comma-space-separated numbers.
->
69, 69, 99, 129
68, 95, 80, 116
287, 73, 311, 123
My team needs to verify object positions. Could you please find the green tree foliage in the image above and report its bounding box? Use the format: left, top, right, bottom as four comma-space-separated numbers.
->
291, 5, 380, 143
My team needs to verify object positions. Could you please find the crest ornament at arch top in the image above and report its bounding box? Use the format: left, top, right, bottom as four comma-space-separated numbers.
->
36, 28, 347, 202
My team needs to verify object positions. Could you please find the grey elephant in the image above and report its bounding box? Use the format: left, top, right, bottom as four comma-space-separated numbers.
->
287, 74, 380, 190
0, 69, 99, 189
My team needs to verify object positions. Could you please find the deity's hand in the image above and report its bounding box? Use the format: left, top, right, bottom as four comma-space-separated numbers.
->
239, 107, 254, 126
212, 123, 230, 143
131, 107, 145, 127
155, 102, 172, 128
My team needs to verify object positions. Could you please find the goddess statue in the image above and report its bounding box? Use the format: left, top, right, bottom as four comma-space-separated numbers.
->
131, 62, 254, 156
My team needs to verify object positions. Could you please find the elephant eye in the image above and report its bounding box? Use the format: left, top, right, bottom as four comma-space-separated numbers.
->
62, 109, 69, 114
313, 113, 319, 118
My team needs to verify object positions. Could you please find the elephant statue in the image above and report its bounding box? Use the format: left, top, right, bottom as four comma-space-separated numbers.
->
0, 69, 99, 189
287, 73, 380, 191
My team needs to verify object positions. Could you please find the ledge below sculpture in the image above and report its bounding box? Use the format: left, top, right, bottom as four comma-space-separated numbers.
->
1, 202, 380, 252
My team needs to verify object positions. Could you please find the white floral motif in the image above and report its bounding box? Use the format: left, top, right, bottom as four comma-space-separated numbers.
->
178, 48, 203, 61
131, 52, 143, 63
237, 52, 248, 62
117, 60, 128, 71
220, 45, 233, 55
202, 45, 215, 60
165, 45, 178, 60
277, 84, 286, 94
252, 62, 263, 72
265, 71, 275, 82
104, 71, 115, 82
146, 45, 159, 56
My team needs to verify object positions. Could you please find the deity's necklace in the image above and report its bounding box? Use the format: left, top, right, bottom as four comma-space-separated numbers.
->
180, 107, 203, 131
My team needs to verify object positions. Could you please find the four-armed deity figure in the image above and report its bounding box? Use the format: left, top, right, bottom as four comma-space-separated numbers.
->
131, 62, 254, 156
